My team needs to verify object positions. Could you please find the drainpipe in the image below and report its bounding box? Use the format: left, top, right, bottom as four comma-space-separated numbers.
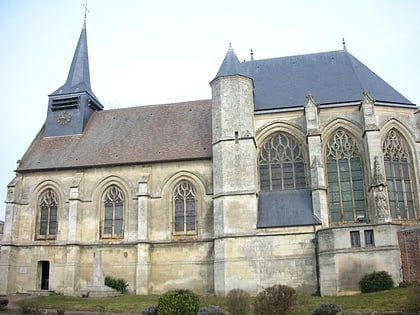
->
312, 225, 321, 295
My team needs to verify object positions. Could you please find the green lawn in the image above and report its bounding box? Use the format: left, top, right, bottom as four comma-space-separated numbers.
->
18, 286, 418, 314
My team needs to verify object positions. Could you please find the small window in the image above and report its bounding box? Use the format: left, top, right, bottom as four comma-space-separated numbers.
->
364, 230, 375, 247
37, 189, 58, 240
350, 231, 361, 247
102, 185, 124, 239
173, 181, 197, 235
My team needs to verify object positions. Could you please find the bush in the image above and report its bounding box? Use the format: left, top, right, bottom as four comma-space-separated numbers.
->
157, 289, 200, 315
198, 305, 225, 315
253, 284, 297, 315
141, 306, 158, 315
311, 303, 341, 315
226, 288, 250, 315
359, 270, 394, 293
105, 275, 129, 294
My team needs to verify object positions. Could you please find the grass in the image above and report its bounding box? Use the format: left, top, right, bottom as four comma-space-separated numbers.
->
17, 286, 417, 314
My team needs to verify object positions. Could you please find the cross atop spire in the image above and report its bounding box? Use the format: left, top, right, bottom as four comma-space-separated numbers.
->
82, 0, 90, 24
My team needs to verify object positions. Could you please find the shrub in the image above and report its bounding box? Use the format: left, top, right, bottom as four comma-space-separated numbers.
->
157, 289, 200, 315
198, 305, 225, 315
226, 288, 250, 315
104, 275, 129, 294
311, 303, 341, 315
253, 284, 297, 315
359, 270, 394, 293
141, 306, 158, 315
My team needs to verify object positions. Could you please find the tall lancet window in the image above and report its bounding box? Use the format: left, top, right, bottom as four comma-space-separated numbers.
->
326, 129, 366, 223
38, 189, 58, 239
258, 132, 306, 191
174, 181, 197, 234
383, 129, 416, 219
103, 185, 124, 239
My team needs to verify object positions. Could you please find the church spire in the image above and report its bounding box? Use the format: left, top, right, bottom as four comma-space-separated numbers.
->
50, 21, 96, 98
45, 20, 102, 138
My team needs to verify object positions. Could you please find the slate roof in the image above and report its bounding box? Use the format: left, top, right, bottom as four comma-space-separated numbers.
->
215, 44, 248, 78
50, 21, 101, 107
215, 48, 414, 110
17, 100, 212, 171
257, 189, 321, 228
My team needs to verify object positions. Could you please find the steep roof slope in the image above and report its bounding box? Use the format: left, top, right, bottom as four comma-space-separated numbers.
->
241, 50, 414, 110
50, 21, 100, 103
17, 100, 212, 171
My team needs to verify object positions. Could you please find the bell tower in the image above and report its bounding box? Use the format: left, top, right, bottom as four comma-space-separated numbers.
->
44, 21, 102, 137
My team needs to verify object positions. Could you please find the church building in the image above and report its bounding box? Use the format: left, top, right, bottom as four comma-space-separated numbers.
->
1, 20, 419, 297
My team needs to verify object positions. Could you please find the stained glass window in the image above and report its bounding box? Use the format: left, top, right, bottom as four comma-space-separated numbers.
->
259, 132, 306, 191
383, 129, 416, 220
103, 185, 124, 238
326, 129, 366, 223
38, 189, 58, 239
174, 181, 196, 234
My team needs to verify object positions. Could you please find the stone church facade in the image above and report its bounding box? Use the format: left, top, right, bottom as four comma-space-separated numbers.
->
0, 22, 419, 297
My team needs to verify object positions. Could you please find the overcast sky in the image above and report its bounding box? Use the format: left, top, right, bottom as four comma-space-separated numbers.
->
0, 0, 419, 220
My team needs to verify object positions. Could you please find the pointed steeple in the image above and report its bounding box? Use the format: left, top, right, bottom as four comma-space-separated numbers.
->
51, 21, 97, 99
214, 44, 246, 78
44, 21, 102, 137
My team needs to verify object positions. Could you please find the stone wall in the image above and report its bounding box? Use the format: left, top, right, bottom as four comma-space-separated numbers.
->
318, 224, 402, 296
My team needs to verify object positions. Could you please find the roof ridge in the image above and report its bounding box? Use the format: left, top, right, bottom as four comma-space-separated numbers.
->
242, 49, 345, 64
98, 99, 212, 113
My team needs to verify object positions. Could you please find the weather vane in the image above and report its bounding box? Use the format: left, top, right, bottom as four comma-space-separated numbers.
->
82, 0, 90, 22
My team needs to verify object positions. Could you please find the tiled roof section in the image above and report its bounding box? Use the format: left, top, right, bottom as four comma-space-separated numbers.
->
242, 50, 414, 110
17, 100, 212, 171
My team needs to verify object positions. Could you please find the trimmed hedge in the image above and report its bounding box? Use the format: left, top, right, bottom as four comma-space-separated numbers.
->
157, 289, 199, 315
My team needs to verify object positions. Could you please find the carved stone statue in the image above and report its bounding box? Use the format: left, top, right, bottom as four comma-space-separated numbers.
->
372, 156, 390, 223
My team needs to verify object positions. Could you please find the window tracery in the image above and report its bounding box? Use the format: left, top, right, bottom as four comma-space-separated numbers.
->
38, 189, 58, 239
326, 129, 366, 223
173, 181, 196, 234
102, 185, 124, 238
258, 132, 306, 191
383, 129, 416, 220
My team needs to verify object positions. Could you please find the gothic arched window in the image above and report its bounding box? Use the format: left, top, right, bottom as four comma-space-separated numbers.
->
38, 189, 58, 239
173, 181, 197, 234
102, 185, 124, 239
383, 129, 416, 220
258, 132, 306, 191
326, 129, 366, 223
